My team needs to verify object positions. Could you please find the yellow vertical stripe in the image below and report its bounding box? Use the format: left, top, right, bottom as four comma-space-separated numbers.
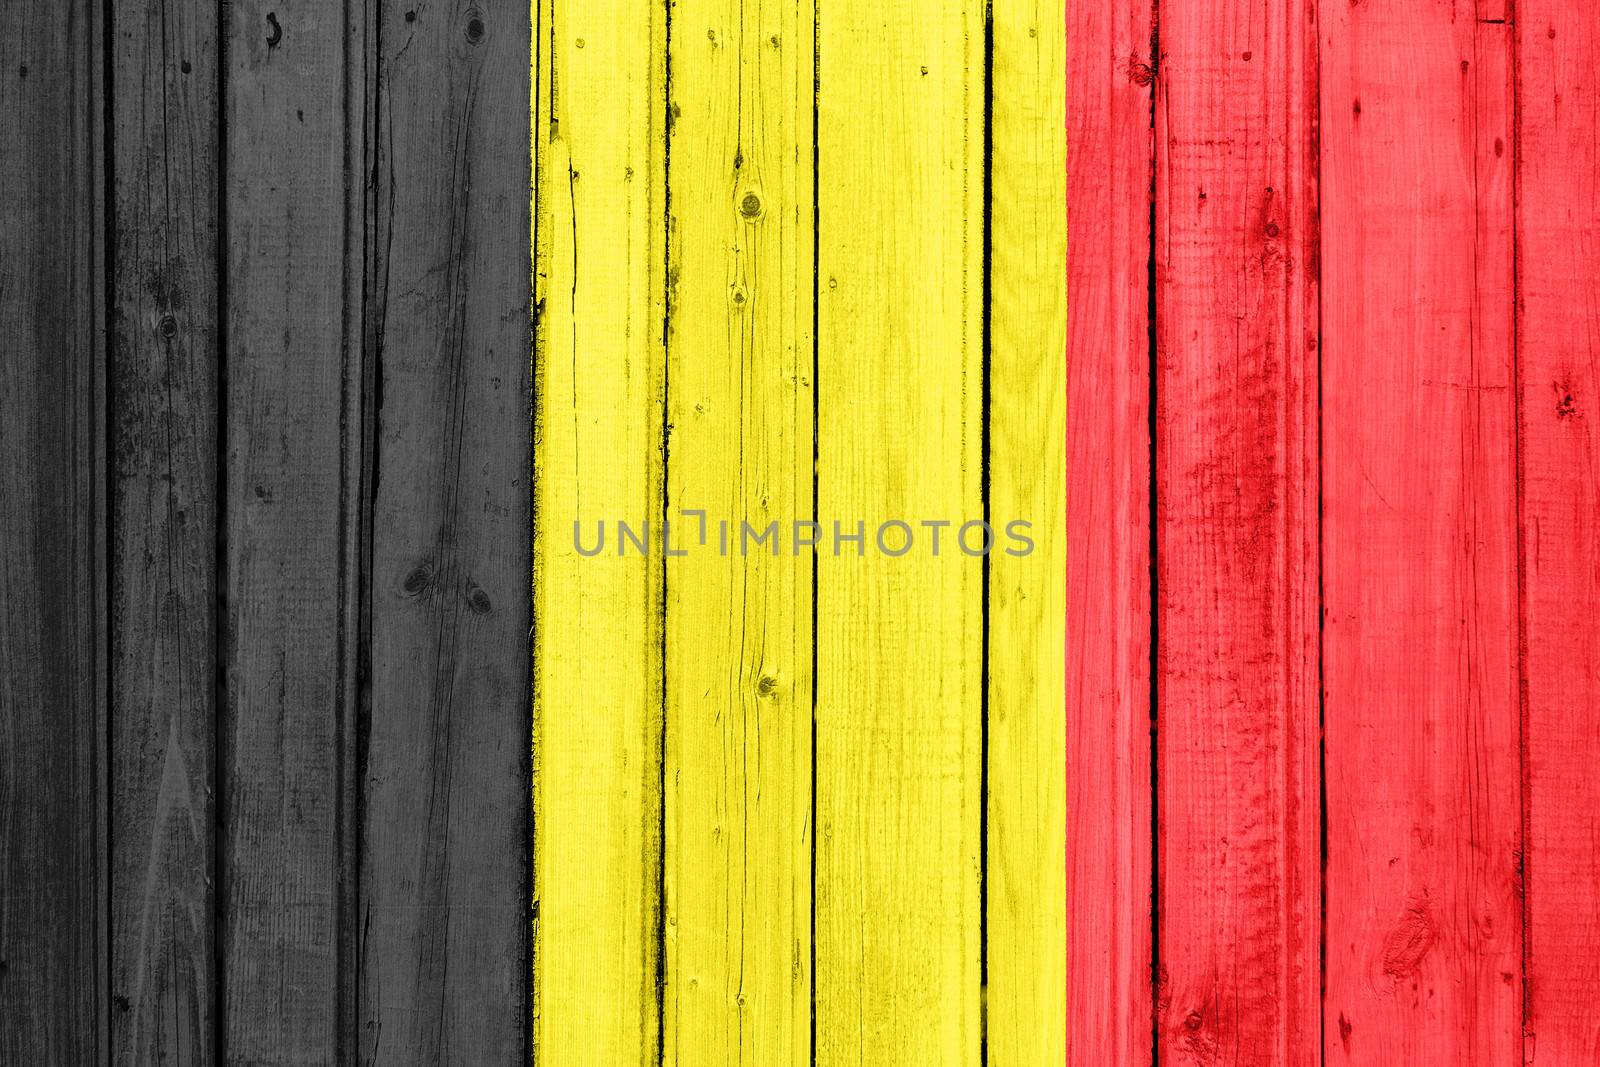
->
533, 0, 667, 1060
663, 0, 815, 1062
813, 1, 987, 1063
535, 2, 1065, 1062
988, 0, 1068, 1063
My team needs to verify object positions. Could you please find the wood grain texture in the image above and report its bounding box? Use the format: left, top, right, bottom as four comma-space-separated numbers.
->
1063, 0, 1154, 1062
987, 0, 1066, 1062
813, 0, 984, 1062
363, 0, 531, 1061
1155, 0, 1320, 1061
1516, 2, 1600, 1059
0, 0, 106, 1060
109, 0, 221, 1060
221, 0, 367, 1058
1321, 0, 1521, 1060
661, 0, 813, 1062
532, 0, 667, 1059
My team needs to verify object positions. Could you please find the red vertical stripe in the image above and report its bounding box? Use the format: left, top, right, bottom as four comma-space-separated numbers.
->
1064, 0, 1600, 1060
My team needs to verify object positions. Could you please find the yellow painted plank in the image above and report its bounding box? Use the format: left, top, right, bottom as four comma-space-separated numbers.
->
813, 1, 986, 1062
987, 0, 1067, 1062
532, 0, 667, 1059
662, 0, 814, 1063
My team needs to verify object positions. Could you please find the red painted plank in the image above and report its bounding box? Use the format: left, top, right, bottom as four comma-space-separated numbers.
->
1065, 0, 1154, 1061
1321, 0, 1522, 1061
1153, 1, 1321, 1062
1517, 2, 1600, 1060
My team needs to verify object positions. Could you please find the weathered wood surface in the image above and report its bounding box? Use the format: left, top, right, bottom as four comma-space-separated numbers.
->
531, 0, 666, 1060
109, 0, 221, 1059
0, 1, 106, 1061
812, 1, 985, 1062
6, 0, 530, 1062
988, 1, 1067, 1063
363, 0, 532, 1061
1520, 2, 1600, 1061
221, 0, 367, 1058
1322, 0, 1521, 1061
1155, 0, 1320, 1061
14, 0, 1600, 1063
1063, 1, 1153, 1063
662, 0, 814, 1062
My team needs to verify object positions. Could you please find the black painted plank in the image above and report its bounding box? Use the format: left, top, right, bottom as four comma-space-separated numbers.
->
109, 0, 220, 1060
0, 1, 107, 1061
360, 0, 532, 1060
219, 0, 368, 1060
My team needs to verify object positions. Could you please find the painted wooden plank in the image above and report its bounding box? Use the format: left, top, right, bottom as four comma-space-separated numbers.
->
532, 0, 667, 1059
219, 0, 367, 1058
661, 0, 813, 1063
0, 0, 107, 1058
362, 1, 532, 1060
1321, 0, 1521, 1060
1516, 2, 1600, 1059
987, 0, 1066, 1063
1063, 0, 1155, 1062
1154, 0, 1321, 1061
813, 1, 984, 1061
108, 0, 221, 1059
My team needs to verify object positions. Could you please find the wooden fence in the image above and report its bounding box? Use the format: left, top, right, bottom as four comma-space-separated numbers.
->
5, 0, 1600, 1065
